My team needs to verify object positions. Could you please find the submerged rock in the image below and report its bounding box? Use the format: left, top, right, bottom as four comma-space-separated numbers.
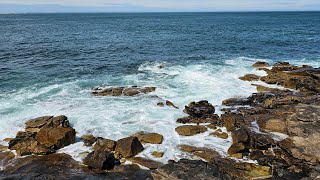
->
151, 151, 164, 158
115, 137, 144, 158
175, 125, 207, 136
92, 86, 156, 96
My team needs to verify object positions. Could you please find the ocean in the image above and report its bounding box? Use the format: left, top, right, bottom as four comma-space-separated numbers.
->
0, 12, 319, 162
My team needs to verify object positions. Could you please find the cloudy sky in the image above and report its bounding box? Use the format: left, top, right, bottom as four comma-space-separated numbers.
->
0, 0, 320, 13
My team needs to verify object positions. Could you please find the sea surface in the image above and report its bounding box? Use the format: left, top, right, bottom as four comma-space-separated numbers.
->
0, 12, 319, 162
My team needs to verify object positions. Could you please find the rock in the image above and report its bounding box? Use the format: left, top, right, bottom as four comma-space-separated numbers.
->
263, 119, 287, 133
220, 113, 243, 131
165, 100, 179, 109
210, 131, 228, 139
153, 159, 230, 180
239, 74, 261, 81
151, 151, 164, 158
252, 84, 276, 92
222, 97, 251, 106
252, 61, 270, 68
132, 132, 163, 144
214, 158, 271, 179
35, 127, 76, 149
80, 134, 97, 146
231, 153, 243, 159
92, 86, 156, 96
231, 128, 249, 144
93, 138, 116, 151
157, 102, 165, 107
0, 145, 8, 152
25, 116, 53, 132
25, 115, 70, 133
177, 114, 220, 124
206, 124, 217, 129
115, 137, 144, 158
3, 138, 13, 142
9, 137, 47, 156
175, 125, 207, 136
183, 101, 215, 118
128, 157, 163, 169
83, 151, 117, 170
178, 145, 221, 162
227, 143, 246, 155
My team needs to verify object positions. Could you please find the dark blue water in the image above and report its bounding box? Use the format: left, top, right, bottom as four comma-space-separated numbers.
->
1, 12, 320, 92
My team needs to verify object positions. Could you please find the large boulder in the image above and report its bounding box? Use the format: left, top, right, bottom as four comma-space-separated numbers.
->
25, 115, 70, 133
83, 151, 117, 170
132, 132, 163, 144
115, 137, 144, 158
175, 125, 207, 136
35, 127, 75, 149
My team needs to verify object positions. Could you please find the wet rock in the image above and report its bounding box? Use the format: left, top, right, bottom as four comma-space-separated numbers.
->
153, 159, 230, 180
177, 114, 220, 124
115, 136, 144, 158
83, 151, 117, 170
178, 145, 221, 162
252, 84, 276, 92
151, 151, 164, 158
252, 61, 270, 68
210, 131, 228, 139
80, 134, 97, 146
183, 101, 215, 118
93, 138, 116, 151
220, 113, 244, 131
157, 102, 165, 107
206, 124, 217, 129
214, 158, 271, 179
92, 86, 156, 96
0, 145, 8, 152
3, 138, 13, 143
231, 128, 249, 144
175, 125, 207, 136
25, 116, 53, 132
165, 100, 179, 109
227, 143, 246, 155
132, 132, 163, 144
35, 127, 75, 149
239, 74, 260, 81
222, 97, 251, 106
129, 157, 163, 169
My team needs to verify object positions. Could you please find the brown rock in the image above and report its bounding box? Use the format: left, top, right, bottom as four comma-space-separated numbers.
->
239, 74, 260, 81
227, 143, 246, 155
157, 102, 165, 107
264, 119, 287, 133
93, 138, 116, 151
178, 145, 221, 162
132, 132, 163, 144
80, 134, 97, 146
115, 136, 144, 158
25, 116, 53, 132
252, 84, 276, 92
252, 61, 270, 68
183, 101, 215, 118
92, 86, 156, 96
165, 100, 179, 109
177, 114, 220, 124
83, 151, 116, 170
231, 128, 249, 144
0, 145, 8, 152
129, 157, 163, 169
151, 151, 164, 158
175, 125, 207, 136
3, 138, 13, 142
210, 131, 228, 139
35, 127, 75, 149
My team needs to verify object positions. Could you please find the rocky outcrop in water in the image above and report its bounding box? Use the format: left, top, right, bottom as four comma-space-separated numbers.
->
92, 86, 156, 96
8, 115, 75, 156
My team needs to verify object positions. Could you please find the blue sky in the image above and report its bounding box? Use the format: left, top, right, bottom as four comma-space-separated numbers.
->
0, 0, 320, 13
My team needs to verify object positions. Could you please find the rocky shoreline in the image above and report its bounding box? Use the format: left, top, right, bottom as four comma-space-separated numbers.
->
0, 61, 319, 179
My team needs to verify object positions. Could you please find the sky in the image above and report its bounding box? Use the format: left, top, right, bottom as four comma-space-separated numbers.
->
0, 0, 320, 13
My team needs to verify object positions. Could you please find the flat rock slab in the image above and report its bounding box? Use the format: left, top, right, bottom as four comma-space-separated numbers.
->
92, 86, 156, 96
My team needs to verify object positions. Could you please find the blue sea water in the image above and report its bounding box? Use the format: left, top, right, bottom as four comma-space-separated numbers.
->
0, 12, 319, 162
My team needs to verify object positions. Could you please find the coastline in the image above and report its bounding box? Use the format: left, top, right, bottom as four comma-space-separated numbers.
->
1, 61, 320, 179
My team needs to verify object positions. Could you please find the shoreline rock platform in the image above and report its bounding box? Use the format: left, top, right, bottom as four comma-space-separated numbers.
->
1, 61, 320, 179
